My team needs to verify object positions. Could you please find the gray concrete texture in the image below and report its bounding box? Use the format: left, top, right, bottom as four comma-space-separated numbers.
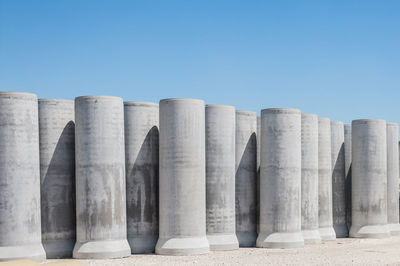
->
344, 124, 352, 229
205, 105, 239, 251
256, 116, 261, 235
235, 110, 258, 247
318, 118, 336, 240
73, 96, 131, 259
300, 114, 321, 244
156, 98, 209, 255
331, 121, 349, 238
39, 99, 76, 259
386, 123, 400, 235
257, 108, 304, 248
0, 92, 46, 262
124, 102, 159, 254
350, 119, 390, 238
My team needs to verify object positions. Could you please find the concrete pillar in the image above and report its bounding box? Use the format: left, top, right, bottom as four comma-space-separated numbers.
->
235, 110, 258, 247
331, 121, 348, 237
156, 98, 209, 255
344, 124, 352, 229
301, 114, 321, 244
73, 96, 130, 259
257, 108, 304, 248
318, 118, 336, 240
0, 92, 46, 262
205, 104, 238, 251
350, 119, 390, 238
124, 102, 159, 253
39, 99, 76, 258
256, 116, 261, 234
386, 122, 400, 235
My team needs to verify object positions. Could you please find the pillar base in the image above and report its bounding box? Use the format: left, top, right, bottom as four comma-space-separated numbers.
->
155, 236, 209, 255
319, 226, 336, 240
388, 223, 400, 236
334, 224, 349, 238
0, 242, 46, 262
206, 233, 239, 251
73, 239, 131, 259
256, 232, 304, 249
43, 239, 75, 259
302, 229, 322, 244
349, 224, 390, 239
236, 231, 257, 247
127, 235, 158, 254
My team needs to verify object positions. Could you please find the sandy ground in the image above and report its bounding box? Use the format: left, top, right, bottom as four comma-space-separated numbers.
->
4, 236, 400, 265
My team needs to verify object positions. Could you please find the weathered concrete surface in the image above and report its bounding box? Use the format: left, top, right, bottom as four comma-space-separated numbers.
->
344, 124, 352, 229
300, 114, 321, 244
156, 98, 209, 255
73, 96, 131, 259
124, 102, 159, 254
257, 108, 304, 248
386, 122, 400, 235
256, 116, 261, 235
0, 92, 46, 262
331, 121, 348, 238
39, 99, 76, 259
318, 118, 336, 240
205, 105, 238, 251
235, 110, 258, 247
350, 119, 390, 238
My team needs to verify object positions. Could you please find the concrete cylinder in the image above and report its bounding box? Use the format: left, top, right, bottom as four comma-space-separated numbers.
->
344, 124, 352, 229
318, 118, 336, 240
386, 123, 400, 235
235, 110, 258, 247
0, 92, 46, 262
124, 102, 159, 253
39, 99, 76, 258
350, 119, 390, 238
331, 121, 348, 237
205, 104, 238, 251
257, 108, 304, 248
156, 98, 209, 255
73, 96, 131, 259
256, 116, 261, 234
300, 114, 321, 244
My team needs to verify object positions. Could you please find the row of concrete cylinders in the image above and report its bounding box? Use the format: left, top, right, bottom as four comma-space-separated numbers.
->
0, 92, 398, 261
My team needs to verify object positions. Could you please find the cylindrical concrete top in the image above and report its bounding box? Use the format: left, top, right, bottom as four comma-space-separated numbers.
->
319, 117, 330, 123
352, 119, 386, 125
206, 104, 235, 110
39, 98, 73, 103
0, 91, 37, 98
124, 101, 158, 107
160, 98, 205, 104
261, 108, 301, 115
236, 110, 257, 116
75, 95, 122, 101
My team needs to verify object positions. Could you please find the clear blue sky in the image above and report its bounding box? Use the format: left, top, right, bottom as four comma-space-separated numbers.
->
1, 0, 399, 124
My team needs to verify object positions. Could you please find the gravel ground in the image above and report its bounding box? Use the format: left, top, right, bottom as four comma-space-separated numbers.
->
37, 235, 400, 265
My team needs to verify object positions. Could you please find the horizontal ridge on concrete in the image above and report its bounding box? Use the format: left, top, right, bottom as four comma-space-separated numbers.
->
261, 108, 301, 114
123, 101, 158, 107
75, 95, 123, 101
